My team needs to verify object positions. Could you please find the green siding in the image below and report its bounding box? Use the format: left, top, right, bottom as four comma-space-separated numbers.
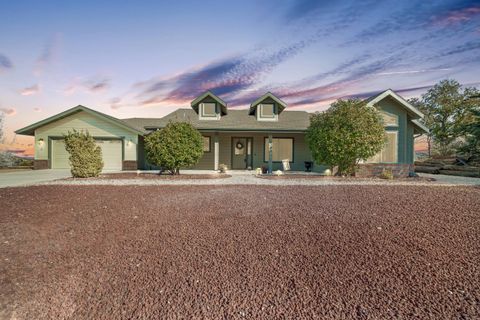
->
375, 97, 411, 164
35, 111, 139, 162
191, 132, 312, 171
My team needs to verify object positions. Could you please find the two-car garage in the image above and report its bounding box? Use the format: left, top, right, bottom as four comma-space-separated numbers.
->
14, 105, 143, 171
51, 139, 123, 170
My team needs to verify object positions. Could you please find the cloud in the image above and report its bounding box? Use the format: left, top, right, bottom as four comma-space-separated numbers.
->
374, 68, 452, 76
63, 77, 110, 95
33, 107, 41, 112
20, 84, 40, 96
349, 1, 479, 46
136, 41, 310, 106
441, 40, 480, 56
284, 0, 337, 20
84, 78, 110, 93
110, 97, 122, 110
432, 4, 480, 26
34, 33, 61, 76
0, 54, 13, 73
0, 107, 16, 116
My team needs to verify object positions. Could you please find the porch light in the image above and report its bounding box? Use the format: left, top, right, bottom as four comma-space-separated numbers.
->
126, 139, 131, 147
38, 138, 44, 145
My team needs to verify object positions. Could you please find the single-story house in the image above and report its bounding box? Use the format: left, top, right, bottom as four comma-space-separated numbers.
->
15, 89, 428, 176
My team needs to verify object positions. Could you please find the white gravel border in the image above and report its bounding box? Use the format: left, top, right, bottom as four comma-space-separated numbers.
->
36, 173, 476, 187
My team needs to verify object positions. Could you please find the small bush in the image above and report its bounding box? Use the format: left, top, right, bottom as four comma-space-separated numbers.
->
379, 168, 394, 180
219, 163, 228, 173
63, 130, 103, 178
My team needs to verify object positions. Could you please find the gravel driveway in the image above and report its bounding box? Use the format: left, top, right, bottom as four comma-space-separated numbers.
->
1, 185, 479, 319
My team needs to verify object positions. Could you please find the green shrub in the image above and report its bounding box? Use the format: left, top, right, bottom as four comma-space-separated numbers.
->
306, 99, 386, 176
144, 122, 204, 175
63, 130, 103, 178
379, 168, 394, 180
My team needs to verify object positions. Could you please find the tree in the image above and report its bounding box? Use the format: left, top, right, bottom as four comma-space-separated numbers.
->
457, 108, 480, 161
144, 121, 204, 175
306, 99, 385, 176
420, 79, 479, 156
408, 97, 433, 157
63, 130, 103, 178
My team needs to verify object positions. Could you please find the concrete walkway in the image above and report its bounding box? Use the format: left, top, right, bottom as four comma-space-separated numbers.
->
0, 169, 72, 188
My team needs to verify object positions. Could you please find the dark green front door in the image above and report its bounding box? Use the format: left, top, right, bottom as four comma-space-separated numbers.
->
232, 137, 252, 169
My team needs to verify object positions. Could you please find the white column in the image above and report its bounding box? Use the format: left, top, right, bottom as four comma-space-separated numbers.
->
268, 133, 273, 173
214, 133, 219, 171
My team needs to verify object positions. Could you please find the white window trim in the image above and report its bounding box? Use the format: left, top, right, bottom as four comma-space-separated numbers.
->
199, 103, 220, 120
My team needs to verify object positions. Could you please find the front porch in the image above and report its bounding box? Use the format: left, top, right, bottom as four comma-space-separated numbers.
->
193, 131, 314, 173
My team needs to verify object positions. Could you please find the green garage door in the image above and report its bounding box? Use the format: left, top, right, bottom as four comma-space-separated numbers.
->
51, 139, 123, 170
51, 140, 70, 169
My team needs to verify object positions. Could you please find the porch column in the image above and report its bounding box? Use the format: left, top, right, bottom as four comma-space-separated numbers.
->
214, 133, 219, 171
268, 133, 273, 174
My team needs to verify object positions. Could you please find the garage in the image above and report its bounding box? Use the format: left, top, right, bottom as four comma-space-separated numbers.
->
51, 139, 123, 170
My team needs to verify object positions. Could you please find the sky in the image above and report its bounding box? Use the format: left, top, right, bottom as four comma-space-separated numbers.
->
0, 0, 479, 157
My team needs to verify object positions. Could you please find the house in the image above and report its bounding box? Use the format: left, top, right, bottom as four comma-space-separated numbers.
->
15, 89, 428, 176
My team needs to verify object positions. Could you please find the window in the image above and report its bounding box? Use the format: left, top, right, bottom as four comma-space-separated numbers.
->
260, 104, 275, 118
264, 138, 293, 162
380, 111, 398, 126
369, 131, 397, 163
203, 136, 211, 152
201, 103, 217, 117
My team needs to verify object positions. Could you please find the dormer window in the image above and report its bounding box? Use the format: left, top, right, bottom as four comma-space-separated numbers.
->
249, 92, 287, 122
200, 103, 218, 118
260, 104, 275, 118
190, 91, 228, 121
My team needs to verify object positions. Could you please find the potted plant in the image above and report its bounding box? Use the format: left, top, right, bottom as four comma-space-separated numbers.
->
218, 163, 228, 173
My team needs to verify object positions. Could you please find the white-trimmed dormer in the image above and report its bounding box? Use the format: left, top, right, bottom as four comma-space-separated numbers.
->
249, 92, 287, 122
190, 91, 227, 120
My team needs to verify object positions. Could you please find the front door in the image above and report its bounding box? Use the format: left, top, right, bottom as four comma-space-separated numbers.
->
232, 137, 252, 169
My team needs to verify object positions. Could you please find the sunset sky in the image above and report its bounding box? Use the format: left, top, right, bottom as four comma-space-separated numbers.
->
1, 0, 479, 156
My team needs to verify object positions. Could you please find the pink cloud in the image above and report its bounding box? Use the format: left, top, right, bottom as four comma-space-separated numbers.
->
20, 84, 40, 96
0, 107, 16, 116
432, 6, 480, 26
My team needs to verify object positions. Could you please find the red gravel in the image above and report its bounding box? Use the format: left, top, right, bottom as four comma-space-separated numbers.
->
1, 185, 479, 319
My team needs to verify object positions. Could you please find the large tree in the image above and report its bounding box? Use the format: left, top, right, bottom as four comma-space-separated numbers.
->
457, 107, 480, 161
419, 79, 479, 156
144, 122, 204, 175
306, 99, 385, 176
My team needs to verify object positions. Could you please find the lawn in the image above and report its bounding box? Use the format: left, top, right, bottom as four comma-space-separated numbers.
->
1, 185, 479, 319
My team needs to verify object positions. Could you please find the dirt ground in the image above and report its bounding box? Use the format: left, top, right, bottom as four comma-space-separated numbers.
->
1, 185, 479, 319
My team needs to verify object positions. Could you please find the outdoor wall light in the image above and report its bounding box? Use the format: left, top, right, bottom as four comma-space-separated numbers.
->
126, 139, 131, 147
38, 138, 44, 149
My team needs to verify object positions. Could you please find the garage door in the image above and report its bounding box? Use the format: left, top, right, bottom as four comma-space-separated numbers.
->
51, 139, 123, 170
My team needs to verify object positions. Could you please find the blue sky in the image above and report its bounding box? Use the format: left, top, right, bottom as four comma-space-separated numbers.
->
1, 0, 479, 156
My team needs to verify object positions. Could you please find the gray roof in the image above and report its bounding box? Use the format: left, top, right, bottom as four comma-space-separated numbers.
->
122, 109, 311, 133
